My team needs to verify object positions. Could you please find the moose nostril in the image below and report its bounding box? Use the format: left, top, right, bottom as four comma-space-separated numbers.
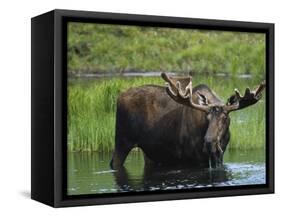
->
203, 141, 212, 153
204, 137, 218, 154
204, 136, 215, 144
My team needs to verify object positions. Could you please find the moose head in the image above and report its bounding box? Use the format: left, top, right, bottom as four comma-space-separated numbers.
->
161, 73, 266, 168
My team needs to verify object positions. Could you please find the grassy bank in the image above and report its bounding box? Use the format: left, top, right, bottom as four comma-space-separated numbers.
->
68, 23, 265, 77
67, 76, 265, 152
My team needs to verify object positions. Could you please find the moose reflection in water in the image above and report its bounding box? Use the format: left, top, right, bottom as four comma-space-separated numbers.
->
110, 73, 266, 169
114, 163, 232, 192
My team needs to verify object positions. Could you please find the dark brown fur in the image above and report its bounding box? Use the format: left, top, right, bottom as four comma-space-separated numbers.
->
110, 84, 230, 169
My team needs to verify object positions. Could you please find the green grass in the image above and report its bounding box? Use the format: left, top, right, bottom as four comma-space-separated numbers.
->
68, 23, 265, 77
67, 76, 265, 152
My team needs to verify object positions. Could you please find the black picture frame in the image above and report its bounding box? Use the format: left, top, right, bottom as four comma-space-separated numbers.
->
31, 9, 274, 207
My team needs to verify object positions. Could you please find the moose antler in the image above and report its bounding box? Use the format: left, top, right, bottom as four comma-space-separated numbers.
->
161, 73, 209, 112
224, 80, 266, 112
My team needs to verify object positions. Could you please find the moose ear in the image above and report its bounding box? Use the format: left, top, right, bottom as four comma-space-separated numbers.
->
196, 91, 208, 105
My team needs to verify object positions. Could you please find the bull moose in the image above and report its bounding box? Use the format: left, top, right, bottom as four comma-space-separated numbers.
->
110, 73, 265, 169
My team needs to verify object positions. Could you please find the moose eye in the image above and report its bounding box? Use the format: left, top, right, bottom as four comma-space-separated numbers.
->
221, 115, 228, 122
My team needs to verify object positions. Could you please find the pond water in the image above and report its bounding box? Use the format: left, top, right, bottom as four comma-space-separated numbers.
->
67, 149, 265, 195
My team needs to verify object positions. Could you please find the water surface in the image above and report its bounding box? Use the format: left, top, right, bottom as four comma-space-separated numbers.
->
67, 149, 265, 195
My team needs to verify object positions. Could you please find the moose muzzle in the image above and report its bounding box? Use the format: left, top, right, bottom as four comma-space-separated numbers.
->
203, 138, 223, 168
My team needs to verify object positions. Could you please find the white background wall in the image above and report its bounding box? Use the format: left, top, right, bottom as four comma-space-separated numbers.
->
0, 0, 279, 216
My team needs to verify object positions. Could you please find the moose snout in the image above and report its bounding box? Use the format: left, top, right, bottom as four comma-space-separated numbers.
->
203, 137, 217, 154
204, 136, 216, 144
